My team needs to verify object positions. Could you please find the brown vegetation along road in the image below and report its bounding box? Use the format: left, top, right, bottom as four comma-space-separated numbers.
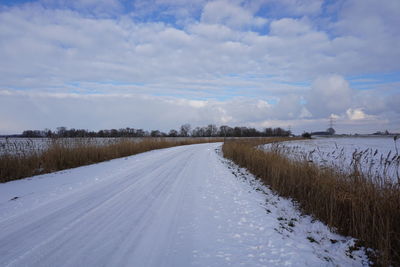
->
223, 138, 400, 266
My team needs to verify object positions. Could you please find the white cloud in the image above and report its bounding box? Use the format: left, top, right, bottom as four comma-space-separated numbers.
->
251, 0, 323, 17
256, 100, 270, 109
0, 3, 397, 88
40, 0, 123, 16
331, 0, 400, 73
201, 0, 267, 29
346, 108, 367, 120
131, 0, 207, 25
0, 1, 399, 134
335, 0, 400, 38
187, 23, 238, 41
0, 89, 308, 134
274, 0, 323, 16
299, 107, 312, 118
1, 88, 398, 135
269, 18, 312, 36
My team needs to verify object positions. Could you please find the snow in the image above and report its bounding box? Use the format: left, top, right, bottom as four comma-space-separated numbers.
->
0, 137, 144, 156
262, 136, 399, 183
0, 137, 216, 155
0, 143, 370, 266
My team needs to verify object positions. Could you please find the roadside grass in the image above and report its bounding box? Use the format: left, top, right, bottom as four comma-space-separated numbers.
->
0, 137, 222, 183
222, 138, 400, 266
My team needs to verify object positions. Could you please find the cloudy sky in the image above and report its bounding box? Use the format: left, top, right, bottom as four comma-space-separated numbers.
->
0, 0, 399, 134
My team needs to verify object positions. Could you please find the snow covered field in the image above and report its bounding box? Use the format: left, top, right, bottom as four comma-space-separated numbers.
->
263, 136, 400, 183
0, 137, 212, 156
0, 137, 124, 155
0, 143, 369, 266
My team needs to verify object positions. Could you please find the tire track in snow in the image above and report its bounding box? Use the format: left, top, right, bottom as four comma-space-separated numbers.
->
0, 146, 196, 266
0, 143, 370, 267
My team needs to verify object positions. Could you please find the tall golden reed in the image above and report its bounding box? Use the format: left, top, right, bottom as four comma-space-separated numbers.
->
222, 138, 400, 266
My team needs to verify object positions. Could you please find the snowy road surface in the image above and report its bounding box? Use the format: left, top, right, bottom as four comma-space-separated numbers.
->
0, 143, 369, 266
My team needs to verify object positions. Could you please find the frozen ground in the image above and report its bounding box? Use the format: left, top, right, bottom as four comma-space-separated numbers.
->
263, 137, 399, 183
0, 143, 369, 266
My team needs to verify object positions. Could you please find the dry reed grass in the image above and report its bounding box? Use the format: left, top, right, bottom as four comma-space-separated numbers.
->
222, 138, 400, 266
269, 140, 400, 185
0, 137, 222, 183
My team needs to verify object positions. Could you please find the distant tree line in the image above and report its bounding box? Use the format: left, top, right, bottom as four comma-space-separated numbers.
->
21, 124, 291, 138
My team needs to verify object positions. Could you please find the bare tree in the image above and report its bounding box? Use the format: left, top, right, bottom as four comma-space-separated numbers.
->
206, 124, 218, 137
180, 124, 191, 137
168, 129, 178, 137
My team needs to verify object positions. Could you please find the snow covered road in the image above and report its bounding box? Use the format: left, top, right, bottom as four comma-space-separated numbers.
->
0, 143, 369, 266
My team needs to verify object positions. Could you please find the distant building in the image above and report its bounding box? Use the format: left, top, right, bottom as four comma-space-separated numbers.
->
311, 128, 335, 136
327, 127, 335, 135
373, 130, 390, 135
310, 116, 336, 136
311, 131, 330, 136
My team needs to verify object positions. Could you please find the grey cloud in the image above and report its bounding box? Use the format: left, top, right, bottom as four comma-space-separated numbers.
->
0, 90, 307, 134
306, 75, 352, 117
269, 18, 312, 36
0, 1, 399, 134
1, 4, 398, 87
